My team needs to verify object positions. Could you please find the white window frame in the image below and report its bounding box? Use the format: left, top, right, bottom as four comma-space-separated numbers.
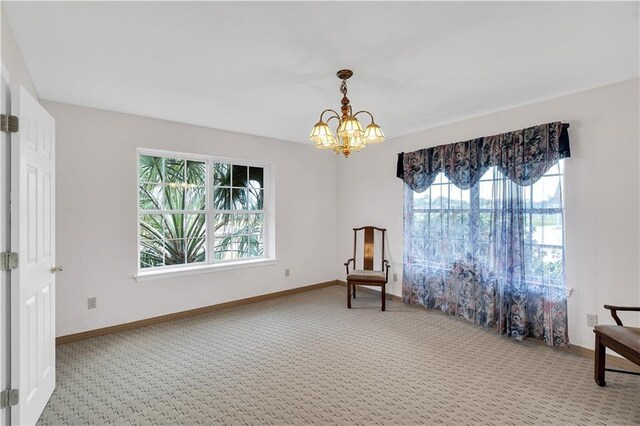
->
135, 148, 276, 282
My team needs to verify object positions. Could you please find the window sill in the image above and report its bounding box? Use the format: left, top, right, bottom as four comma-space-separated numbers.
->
134, 258, 278, 282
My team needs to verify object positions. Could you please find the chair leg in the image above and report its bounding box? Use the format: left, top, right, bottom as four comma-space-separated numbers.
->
381, 284, 386, 311
347, 282, 352, 309
594, 334, 606, 386
353, 285, 356, 299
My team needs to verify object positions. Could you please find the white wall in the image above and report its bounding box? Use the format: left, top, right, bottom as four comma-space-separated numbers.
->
43, 101, 338, 337
1, 11, 38, 99
337, 78, 640, 351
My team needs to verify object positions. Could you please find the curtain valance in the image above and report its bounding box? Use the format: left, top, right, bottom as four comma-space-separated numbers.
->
396, 122, 570, 192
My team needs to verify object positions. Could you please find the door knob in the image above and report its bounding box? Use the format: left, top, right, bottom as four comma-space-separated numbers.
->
50, 265, 63, 273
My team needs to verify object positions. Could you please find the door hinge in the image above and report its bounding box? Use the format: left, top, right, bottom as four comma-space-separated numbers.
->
0, 252, 18, 271
0, 114, 18, 133
0, 389, 19, 409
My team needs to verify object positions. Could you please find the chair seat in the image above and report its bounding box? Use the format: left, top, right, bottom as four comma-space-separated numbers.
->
594, 325, 640, 354
347, 270, 386, 283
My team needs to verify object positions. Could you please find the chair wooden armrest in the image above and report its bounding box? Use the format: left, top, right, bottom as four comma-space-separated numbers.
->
383, 260, 391, 281
604, 305, 640, 326
344, 258, 355, 274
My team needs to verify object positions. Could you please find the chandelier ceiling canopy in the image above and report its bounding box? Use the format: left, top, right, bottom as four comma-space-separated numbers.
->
309, 69, 385, 158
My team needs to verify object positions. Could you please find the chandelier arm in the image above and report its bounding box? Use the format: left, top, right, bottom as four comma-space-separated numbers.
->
319, 109, 340, 122
325, 115, 342, 135
353, 110, 375, 124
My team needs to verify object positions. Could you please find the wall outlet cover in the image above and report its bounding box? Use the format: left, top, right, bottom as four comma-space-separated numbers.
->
88, 297, 97, 309
586, 314, 597, 327
284, 268, 290, 277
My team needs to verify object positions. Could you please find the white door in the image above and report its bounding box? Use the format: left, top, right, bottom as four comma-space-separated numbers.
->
11, 86, 56, 426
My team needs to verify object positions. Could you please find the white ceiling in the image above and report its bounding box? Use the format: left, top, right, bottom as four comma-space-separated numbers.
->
4, 1, 639, 144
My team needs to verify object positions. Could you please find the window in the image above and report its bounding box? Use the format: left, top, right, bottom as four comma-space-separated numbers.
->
407, 161, 565, 288
138, 150, 272, 273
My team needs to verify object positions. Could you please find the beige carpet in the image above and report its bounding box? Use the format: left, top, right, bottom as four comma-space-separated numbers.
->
39, 285, 639, 425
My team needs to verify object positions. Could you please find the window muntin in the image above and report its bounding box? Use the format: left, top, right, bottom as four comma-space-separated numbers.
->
138, 152, 268, 271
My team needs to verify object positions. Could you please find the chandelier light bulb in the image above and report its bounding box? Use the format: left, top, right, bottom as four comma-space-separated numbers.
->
362, 122, 385, 144
309, 120, 337, 149
337, 115, 364, 139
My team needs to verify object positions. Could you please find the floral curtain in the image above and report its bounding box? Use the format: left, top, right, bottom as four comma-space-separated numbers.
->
398, 122, 570, 347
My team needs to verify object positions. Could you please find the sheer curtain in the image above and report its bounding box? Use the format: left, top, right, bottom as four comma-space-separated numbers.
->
398, 122, 570, 346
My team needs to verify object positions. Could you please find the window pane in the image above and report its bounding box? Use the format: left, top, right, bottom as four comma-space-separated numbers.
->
479, 168, 494, 181
249, 167, 264, 189
186, 238, 206, 264
544, 248, 564, 281
233, 236, 248, 258
232, 188, 247, 210
163, 185, 185, 210
140, 214, 163, 241
479, 181, 493, 209
449, 186, 469, 209
139, 184, 163, 210
540, 214, 563, 246
213, 163, 231, 186
448, 211, 470, 240
413, 212, 429, 238
430, 184, 443, 209
185, 214, 206, 240
139, 155, 163, 183
429, 212, 443, 240
533, 175, 562, 209
216, 213, 249, 236
163, 214, 184, 240
413, 190, 430, 210
140, 239, 164, 268
185, 187, 205, 210
248, 235, 264, 256
164, 239, 186, 265
478, 212, 491, 242
232, 164, 248, 188
186, 160, 206, 185
213, 188, 231, 210
246, 213, 263, 234
165, 158, 185, 184
213, 237, 233, 260
247, 189, 263, 210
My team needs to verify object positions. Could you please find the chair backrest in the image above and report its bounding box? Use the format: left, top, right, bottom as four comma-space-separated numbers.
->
352, 226, 386, 271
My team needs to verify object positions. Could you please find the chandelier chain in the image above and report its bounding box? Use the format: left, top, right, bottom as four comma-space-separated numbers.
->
340, 79, 348, 96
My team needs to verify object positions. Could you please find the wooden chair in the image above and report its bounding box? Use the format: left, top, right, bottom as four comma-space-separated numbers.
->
593, 304, 640, 386
344, 226, 390, 311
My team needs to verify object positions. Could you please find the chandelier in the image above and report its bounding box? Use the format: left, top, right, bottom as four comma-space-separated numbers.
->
309, 69, 385, 157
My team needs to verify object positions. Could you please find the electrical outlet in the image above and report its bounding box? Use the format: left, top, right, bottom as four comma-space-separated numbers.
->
88, 297, 97, 310
393, 273, 398, 282
284, 268, 290, 277
586, 314, 597, 327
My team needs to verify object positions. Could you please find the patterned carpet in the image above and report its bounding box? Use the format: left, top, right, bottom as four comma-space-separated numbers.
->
39, 285, 639, 425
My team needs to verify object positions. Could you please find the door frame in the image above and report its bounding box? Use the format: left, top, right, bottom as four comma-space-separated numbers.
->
0, 65, 12, 426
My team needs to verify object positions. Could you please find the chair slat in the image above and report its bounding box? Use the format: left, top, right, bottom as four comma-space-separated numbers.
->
364, 227, 374, 270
